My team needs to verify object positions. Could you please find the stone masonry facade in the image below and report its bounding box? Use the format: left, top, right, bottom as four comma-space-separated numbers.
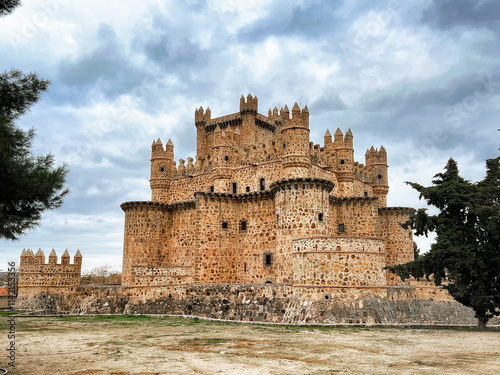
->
120, 94, 417, 301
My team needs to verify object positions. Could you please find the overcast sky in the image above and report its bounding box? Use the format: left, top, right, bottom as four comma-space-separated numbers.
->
1, 0, 499, 271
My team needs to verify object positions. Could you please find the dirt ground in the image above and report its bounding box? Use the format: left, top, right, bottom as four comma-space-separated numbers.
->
1, 314, 499, 375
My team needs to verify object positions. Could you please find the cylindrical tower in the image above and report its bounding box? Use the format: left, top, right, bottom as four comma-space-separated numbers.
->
211, 125, 233, 193
333, 128, 355, 196
150, 138, 173, 202
366, 146, 389, 207
281, 103, 311, 178
271, 178, 334, 283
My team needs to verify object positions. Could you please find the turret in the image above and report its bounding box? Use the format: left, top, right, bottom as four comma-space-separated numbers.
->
239, 94, 258, 146
150, 138, 174, 202
211, 125, 233, 192
48, 249, 57, 264
366, 145, 389, 207
61, 249, 70, 265
195, 106, 210, 160
333, 128, 355, 195
240, 93, 258, 114
281, 102, 311, 177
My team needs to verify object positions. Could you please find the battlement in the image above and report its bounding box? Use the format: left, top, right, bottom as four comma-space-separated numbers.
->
18, 249, 83, 291
240, 93, 258, 114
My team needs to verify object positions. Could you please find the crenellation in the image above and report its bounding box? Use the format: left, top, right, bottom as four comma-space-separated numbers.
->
18, 249, 83, 294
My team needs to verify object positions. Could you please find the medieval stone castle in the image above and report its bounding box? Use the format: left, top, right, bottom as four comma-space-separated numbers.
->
17, 95, 465, 324
120, 94, 414, 294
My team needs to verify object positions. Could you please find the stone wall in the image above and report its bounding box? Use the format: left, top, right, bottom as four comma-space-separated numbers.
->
15, 284, 500, 327
292, 236, 386, 287
18, 249, 82, 294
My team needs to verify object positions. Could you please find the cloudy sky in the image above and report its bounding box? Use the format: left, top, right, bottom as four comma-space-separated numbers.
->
1, 0, 499, 271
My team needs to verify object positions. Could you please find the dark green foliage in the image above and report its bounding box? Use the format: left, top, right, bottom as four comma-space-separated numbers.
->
0, 0, 20, 17
387, 158, 500, 328
0, 69, 50, 121
0, 117, 69, 240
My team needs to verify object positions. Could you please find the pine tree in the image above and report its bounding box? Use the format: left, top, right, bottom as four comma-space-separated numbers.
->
387, 158, 500, 329
0, 1, 69, 240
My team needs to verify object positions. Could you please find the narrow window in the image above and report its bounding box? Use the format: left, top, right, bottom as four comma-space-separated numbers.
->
276, 214, 279, 222
338, 224, 345, 233
340, 159, 345, 165
283, 143, 286, 149
246, 186, 250, 192
260, 178, 265, 191
318, 213, 324, 222
210, 186, 214, 192
240, 221, 247, 232
364, 191, 368, 197
222, 222, 228, 230
244, 263, 247, 272
232, 182, 237, 194
378, 174, 382, 179
265, 253, 272, 266
224, 155, 230, 162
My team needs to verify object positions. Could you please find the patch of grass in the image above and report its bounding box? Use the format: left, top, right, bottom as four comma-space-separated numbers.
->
0, 310, 18, 316
179, 338, 230, 346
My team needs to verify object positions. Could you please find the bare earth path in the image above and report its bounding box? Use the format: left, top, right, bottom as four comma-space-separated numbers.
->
1, 315, 499, 374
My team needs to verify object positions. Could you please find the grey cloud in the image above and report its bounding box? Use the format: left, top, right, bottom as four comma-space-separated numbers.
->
310, 94, 347, 114
421, 0, 500, 30
57, 24, 144, 101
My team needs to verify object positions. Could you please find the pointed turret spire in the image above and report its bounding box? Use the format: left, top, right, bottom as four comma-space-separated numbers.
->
324, 129, 331, 137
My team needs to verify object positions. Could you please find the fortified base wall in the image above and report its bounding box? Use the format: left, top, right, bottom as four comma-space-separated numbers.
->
15, 283, 500, 327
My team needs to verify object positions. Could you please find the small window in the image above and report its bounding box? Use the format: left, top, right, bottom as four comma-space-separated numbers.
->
276, 214, 279, 222
318, 213, 324, 222
340, 159, 345, 165
260, 178, 265, 191
240, 221, 247, 232
210, 186, 214, 192
224, 155, 230, 162
338, 224, 345, 233
246, 186, 250, 192
378, 174, 382, 179
283, 143, 286, 149
222, 222, 228, 230
232, 182, 237, 194
264, 253, 272, 266
160, 166, 165, 172
244, 263, 247, 272
364, 191, 368, 197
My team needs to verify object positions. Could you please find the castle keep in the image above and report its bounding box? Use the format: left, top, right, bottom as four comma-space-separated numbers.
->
120, 94, 415, 298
